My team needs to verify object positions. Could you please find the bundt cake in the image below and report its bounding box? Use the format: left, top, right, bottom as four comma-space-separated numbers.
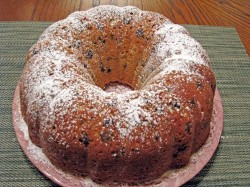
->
19, 5, 216, 183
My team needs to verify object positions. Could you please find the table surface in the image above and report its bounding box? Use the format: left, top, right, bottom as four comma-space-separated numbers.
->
0, 0, 249, 57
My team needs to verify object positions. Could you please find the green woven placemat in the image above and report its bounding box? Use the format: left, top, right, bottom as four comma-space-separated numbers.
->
0, 22, 250, 187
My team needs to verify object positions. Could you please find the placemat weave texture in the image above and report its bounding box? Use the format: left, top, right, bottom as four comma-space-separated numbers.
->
0, 22, 250, 187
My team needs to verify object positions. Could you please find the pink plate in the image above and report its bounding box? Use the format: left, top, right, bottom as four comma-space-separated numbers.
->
13, 83, 223, 187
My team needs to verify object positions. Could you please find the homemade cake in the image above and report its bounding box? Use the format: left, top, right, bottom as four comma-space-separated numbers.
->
19, 5, 216, 183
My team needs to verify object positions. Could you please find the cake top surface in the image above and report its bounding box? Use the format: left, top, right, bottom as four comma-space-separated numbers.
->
22, 5, 211, 142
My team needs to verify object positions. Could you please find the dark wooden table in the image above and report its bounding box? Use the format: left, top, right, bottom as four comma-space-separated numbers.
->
0, 0, 249, 57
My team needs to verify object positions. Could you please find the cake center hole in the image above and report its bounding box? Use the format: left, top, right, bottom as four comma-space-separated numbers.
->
104, 81, 134, 94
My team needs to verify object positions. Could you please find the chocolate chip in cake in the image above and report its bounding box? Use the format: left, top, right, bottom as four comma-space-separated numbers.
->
196, 82, 204, 89
173, 101, 181, 109
107, 68, 111, 73
124, 64, 127, 69
190, 97, 196, 108
103, 118, 113, 126
136, 28, 144, 37
123, 17, 131, 24
83, 63, 88, 68
151, 46, 156, 53
73, 40, 82, 48
98, 36, 106, 44
85, 50, 93, 59
79, 133, 90, 146
100, 66, 105, 72
154, 134, 160, 141
178, 144, 188, 152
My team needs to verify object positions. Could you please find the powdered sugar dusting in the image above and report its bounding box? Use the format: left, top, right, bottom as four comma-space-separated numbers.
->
116, 92, 153, 136
154, 23, 210, 66
17, 106, 29, 140
16, 95, 52, 166
104, 82, 133, 94
27, 142, 51, 165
